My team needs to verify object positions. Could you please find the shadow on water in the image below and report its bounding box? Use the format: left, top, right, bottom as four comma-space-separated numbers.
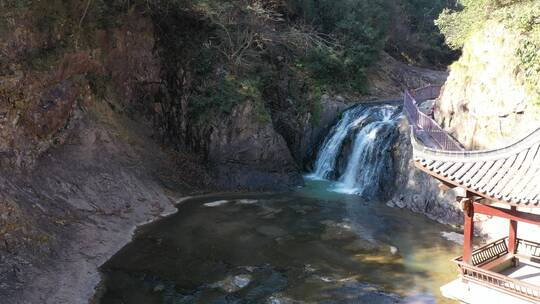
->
98, 180, 460, 304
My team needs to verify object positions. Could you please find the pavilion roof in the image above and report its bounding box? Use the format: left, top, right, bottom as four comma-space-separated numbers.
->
405, 86, 540, 207
412, 128, 540, 207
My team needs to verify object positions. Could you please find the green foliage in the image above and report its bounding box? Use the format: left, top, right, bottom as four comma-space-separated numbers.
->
436, 0, 536, 49
518, 38, 540, 106
404, 0, 448, 32
289, 0, 454, 89
514, 2, 540, 106
13, 0, 154, 71
190, 75, 244, 119
290, 0, 390, 92
396, 0, 457, 65
303, 48, 348, 89
0, 0, 32, 10
436, 0, 540, 105
436, 0, 491, 49
189, 75, 271, 123
235, 78, 272, 124
2, 0, 460, 150
193, 47, 217, 77
34, 0, 71, 33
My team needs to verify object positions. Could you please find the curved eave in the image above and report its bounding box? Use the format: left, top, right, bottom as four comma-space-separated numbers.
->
411, 127, 540, 162
410, 127, 540, 207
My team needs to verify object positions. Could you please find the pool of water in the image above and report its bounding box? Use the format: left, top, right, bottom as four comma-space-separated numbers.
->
98, 180, 461, 303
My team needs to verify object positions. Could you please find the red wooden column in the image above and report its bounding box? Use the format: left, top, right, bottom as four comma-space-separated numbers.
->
509, 206, 518, 254
463, 197, 474, 264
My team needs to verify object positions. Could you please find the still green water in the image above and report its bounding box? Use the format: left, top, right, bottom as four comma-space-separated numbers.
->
99, 180, 460, 303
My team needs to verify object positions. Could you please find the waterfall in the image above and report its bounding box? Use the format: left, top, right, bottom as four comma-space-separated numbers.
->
307, 107, 366, 180
308, 104, 400, 199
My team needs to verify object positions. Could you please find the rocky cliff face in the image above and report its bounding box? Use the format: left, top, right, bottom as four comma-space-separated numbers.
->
0, 114, 182, 304
0, 9, 160, 169
436, 21, 540, 149
0, 5, 310, 303
0, 4, 309, 191
282, 94, 349, 170
390, 119, 462, 225
208, 100, 302, 190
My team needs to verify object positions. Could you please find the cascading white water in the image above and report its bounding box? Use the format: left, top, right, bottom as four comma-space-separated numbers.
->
307, 107, 366, 180
308, 104, 400, 199
334, 106, 397, 195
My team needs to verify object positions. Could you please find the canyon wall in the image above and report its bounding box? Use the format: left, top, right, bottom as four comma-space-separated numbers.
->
436, 21, 540, 150
392, 3, 540, 238
390, 119, 463, 226
435, 10, 540, 240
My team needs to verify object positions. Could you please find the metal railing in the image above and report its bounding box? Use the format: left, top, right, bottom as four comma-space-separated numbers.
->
411, 85, 442, 102
453, 237, 540, 302
404, 85, 464, 151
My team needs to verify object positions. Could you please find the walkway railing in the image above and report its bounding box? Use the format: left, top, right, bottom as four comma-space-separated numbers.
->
456, 262, 540, 302
453, 237, 540, 302
404, 85, 464, 151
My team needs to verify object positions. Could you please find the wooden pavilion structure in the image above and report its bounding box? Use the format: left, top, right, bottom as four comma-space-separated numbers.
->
404, 86, 540, 303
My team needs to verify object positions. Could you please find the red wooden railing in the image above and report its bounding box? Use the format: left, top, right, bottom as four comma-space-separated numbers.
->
456, 262, 540, 301
453, 237, 540, 302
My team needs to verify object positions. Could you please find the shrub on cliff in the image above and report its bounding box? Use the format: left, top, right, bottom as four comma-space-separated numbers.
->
436, 0, 540, 105
288, 0, 455, 90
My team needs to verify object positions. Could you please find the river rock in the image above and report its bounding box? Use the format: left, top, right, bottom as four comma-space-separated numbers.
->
211, 274, 253, 293
275, 235, 295, 245
401, 293, 436, 304
290, 204, 316, 215
153, 283, 165, 292
321, 223, 357, 241
267, 294, 302, 304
